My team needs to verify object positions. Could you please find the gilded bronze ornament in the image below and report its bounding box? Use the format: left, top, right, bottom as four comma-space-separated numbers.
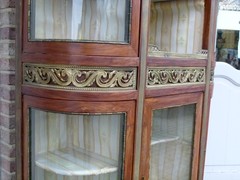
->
23, 63, 137, 90
147, 67, 205, 87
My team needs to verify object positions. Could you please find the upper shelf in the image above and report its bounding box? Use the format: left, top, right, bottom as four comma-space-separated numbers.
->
148, 0, 207, 59
148, 45, 208, 59
35, 147, 118, 176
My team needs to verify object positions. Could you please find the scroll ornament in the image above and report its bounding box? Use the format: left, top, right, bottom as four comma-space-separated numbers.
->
147, 67, 205, 87
23, 64, 136, 90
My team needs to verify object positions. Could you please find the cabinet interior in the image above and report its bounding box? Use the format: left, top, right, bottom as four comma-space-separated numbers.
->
148, 0, 206, 59
30, 0, 130, 43
30, 109, 126, 180
150, 104, 196, 179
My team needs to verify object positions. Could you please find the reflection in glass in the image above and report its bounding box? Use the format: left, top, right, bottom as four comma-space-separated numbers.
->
216, 30, 240, 69
150, 105, 195, 180
148, 0, 206, 59
30, 108, 125, 180
30, 0, 130, 43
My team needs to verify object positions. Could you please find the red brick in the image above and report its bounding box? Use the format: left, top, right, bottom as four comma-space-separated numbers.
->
0, 127, 15, 145
0, 71, 15, 85
0, 42, 15, 57
0, 9, 16, 27
0, 27, 15, 40
0, 142, 15, 158
0, 85, 15, 101
0, 1, 16, 177
0, 0, 15, 9
0, 100, 15, 116
0, 169, 16, 180
0, 58, 15, 71
0, 155, 16, 173
0, 114, 15, 129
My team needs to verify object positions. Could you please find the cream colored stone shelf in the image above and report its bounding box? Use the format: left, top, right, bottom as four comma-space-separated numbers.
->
35, 147, 118, 176
151, 130, 179, 146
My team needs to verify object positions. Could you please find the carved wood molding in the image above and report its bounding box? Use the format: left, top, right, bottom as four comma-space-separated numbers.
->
147, 67, 205, 88
23, 63, 137, 91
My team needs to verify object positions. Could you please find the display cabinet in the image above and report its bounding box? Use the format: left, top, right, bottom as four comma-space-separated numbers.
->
17, 0, 217, 179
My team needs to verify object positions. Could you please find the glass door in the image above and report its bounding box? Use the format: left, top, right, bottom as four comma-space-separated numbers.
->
140, 93, 203, 180
23, 96, 135, 179
150, 105, 195, 179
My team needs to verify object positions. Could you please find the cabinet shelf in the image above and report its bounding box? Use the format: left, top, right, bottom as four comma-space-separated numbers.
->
148, 45, 208, 59
151, 130, 179, 145
35, 147, 118, 176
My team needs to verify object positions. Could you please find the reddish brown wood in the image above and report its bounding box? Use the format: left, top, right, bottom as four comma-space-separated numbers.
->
192, 93, 204, 180
22, 0, 140, 57
202, 0, 211, 50
22, 86, 138, 101
22, 95, 136, 179
22, 53, 139, 67
22, 101, 29, 180
199, 83, 214, 179
146, 85, 205, 98
140, 93, 203, 179
139, 98, 152, 179
147, 57, 208, 67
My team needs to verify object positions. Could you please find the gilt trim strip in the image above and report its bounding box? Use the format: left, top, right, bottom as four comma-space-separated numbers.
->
147, 67, 205, 88
23, 63, 137, 91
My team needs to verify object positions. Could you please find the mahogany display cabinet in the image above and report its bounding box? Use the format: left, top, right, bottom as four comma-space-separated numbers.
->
17, 0, 218, 179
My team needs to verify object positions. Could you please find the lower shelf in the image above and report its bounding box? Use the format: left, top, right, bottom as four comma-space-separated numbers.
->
35, 147, 118, 176
151, 130, 179, 145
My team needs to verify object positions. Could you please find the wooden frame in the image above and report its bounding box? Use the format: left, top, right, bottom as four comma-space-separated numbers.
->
22, 95, 136, 179
140, 92, 203, 180
22, 0, 140, 57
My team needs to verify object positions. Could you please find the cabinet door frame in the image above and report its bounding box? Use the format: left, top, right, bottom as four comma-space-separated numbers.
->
22, 0, 140, 57
140, 92, 203, 180
22, 95, 136, 179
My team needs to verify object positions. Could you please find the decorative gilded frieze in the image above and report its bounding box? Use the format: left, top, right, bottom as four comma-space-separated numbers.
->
23, 63, 137, 91
147, 67, 205, 88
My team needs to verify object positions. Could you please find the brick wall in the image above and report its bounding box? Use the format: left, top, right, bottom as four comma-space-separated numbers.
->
0, 0, 16, 179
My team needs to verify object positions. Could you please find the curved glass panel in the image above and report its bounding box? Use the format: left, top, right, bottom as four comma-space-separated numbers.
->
30, 108, 126, 180
29, 0, 130, 43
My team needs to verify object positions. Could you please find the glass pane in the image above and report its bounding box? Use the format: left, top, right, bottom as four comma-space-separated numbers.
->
216, 30, 239, 69
148, 0, 206, 59
216, 1, 240, 69
150, 104, 196, 180
30, 0, 130, 43
30, 108, 125, 180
